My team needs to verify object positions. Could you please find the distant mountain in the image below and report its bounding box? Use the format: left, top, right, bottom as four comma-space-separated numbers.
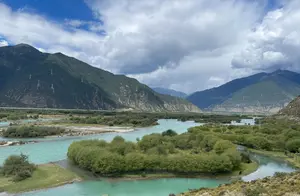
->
187, 70, 300, 114
152, 87, 187, 98
0, 44, 200, 112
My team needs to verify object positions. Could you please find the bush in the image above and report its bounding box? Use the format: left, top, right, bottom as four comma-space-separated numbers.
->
286, 139, 300, 153
68, 132, 246, 176
162, 129, 178, 137
2, 126, 65, 138
1, 154, 36, 181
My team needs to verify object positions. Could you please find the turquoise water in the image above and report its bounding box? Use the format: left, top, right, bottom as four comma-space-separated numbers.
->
0, 119, 296, 196
0, 120, 200, 164
18, 153, 295, 196
21, 178, 226, 196
0, 122, 9, 127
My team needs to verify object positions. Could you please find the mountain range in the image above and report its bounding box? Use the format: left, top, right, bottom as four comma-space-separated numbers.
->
152, 87, 187, 98
187, 70, 300, 113
0, 44, 200, 112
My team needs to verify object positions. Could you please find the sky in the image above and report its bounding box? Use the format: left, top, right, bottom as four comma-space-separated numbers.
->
0, 0, 299, 93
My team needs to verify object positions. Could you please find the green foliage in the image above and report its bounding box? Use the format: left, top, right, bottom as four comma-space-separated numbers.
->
1, 154, 36, 182
2, 126, 65, 138
286, 139, 300, 153
68, 131, 248, 176
162, 129, 178, 137
187, 118, 300, 154
213, 140, 235, 154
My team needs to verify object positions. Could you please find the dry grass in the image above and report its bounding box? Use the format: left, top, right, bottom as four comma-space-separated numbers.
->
180, 172, 300, 196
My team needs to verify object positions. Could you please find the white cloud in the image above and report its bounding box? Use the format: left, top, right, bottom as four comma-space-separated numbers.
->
0, 39, 8, 47
1, 0, 295, 93
85, 0, 263, 92
232, 0, 300, 73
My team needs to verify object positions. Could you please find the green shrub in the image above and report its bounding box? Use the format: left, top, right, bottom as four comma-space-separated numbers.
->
1, 154, 36, 182
286, 139, 300, 153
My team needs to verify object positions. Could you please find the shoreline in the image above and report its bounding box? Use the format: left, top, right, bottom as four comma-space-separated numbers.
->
247, 148, 300, 168
0, 163, 81, 194
0, 125, 138, 147
103, 162, 259, 182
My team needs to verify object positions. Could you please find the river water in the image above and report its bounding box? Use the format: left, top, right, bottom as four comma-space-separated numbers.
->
0, 119, 296, 196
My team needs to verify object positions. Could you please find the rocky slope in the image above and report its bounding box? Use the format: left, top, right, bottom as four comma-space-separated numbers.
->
152, 87, 187, 98
180, 172, 300, 196
278, 96, 300, 117
0, 44, 200, 112
187, 70, 300, 114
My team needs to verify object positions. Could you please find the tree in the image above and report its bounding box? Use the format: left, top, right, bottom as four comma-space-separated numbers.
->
214, 140, 235, 154
286, 139, 300, 153
1, 154, 36, 181
162, 129, 178, 137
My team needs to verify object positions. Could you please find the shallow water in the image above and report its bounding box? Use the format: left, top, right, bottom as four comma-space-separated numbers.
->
18, 153, 295, 196
0, 119, 200, 164
20, 178, 226, 196
0, 119, 296, 196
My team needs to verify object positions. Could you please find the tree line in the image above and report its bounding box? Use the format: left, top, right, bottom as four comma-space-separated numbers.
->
2, 126, 65, 138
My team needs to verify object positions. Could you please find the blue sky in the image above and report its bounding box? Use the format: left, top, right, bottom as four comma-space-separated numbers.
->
0, 0, 299, 93
1, 0, 280, 19
1, 0, 94, 21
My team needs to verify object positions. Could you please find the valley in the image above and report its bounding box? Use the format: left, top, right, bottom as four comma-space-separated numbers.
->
0, 44, 300, 196
0, 106, 299, 196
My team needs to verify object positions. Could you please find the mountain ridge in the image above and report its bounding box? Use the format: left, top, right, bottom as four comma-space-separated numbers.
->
187, 70, 300, 114
152, 87, 187, 98
0, 44, 200, 112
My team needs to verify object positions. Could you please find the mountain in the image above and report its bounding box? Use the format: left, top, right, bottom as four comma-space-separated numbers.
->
278, 96, 300, 117
0, 44, 200, 112
152, 87, 187, 98
187, 70, 300, 114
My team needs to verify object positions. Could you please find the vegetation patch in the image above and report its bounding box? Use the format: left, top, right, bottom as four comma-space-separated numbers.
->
187, 118, 300, 168
0, 154, 36, 182
0, 162, 80, 193
1, 126, 65, 138
180, 171, 300, 196
68, 129, 255, 177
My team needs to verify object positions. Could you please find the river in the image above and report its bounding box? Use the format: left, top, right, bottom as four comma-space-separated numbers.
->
0, 119, 296, 196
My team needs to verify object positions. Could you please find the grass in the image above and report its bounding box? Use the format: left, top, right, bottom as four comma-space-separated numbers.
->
248, 149, 300, 168
0, 164, 81, 193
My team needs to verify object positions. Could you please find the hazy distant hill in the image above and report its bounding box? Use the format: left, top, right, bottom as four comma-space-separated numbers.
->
0, 44, 200, 112
187, 70, 300, 114
152, 87, 187, 98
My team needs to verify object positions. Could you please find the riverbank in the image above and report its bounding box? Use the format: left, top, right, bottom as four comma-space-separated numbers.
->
85, 162, 259, 182
0, 141, 38, 147
180, 171, 300, 196
0, 124, 135, 142
0, 163, 80, 193
248, 149, 300, 168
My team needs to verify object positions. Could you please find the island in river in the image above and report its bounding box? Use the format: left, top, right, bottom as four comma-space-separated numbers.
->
67, 129, 258, 179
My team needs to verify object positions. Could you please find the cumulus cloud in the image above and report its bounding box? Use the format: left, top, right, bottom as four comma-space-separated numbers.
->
0, 39, 9, 47
85, 0, 264, 92
232, 0, 300, 73
1, 0, 295, 93
86, 0, 261, 74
